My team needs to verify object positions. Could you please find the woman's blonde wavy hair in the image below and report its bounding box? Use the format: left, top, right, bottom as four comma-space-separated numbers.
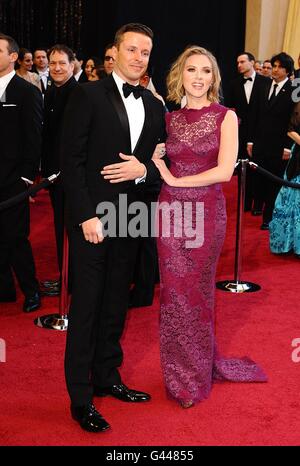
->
166, 45, 221, 105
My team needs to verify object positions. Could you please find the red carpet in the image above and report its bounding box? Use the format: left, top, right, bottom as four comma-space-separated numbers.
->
1, 178, 300, 446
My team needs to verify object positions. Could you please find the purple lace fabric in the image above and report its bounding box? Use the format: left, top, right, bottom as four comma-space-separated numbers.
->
157, 104, 267, 405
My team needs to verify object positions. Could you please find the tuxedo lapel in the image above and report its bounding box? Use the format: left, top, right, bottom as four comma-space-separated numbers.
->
263, 80, 273, 108
104, 75, 131, 153
133, 91, 153, 156
248, 76, 259, 106
2, 74, 17, 102
267, 80, 291, 110
238, 77, 248, 106
270, 80, 291, 109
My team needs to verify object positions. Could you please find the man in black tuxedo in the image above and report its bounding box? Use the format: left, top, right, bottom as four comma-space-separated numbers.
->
40, 45, 78, 292
0, 33, 43, 311
62, 23, 165, 432
248, 52, 295, 229
226, 52, 270, 213
32, 48, 53, 95
73, 51, 88, 83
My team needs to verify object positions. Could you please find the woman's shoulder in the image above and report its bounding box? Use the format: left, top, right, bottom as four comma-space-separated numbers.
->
212, 102, 231, 114
212, 103, 237, 124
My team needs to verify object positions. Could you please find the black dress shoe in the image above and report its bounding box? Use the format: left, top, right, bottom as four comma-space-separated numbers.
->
260, 222, 269, 230
40, 285, 60, 297
252, 210, 263, 216
71, 402, 110, 433
40, 279, 61, 288
40, 279, 61, 297
94, 383, 151, 402
23, 292, 41, 313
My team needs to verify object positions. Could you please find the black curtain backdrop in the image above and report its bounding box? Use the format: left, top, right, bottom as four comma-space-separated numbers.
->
0, 0, 246, 101
0, 0, 83, 50
80, 0, 246, 101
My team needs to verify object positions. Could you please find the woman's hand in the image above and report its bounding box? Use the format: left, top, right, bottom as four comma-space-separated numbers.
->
152, 143, 166, 160
152, 159, 177, 186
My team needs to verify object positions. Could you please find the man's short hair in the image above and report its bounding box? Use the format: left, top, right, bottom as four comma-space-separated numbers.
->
114, 23, 153, 47
238, 52, 255, 62
74, 50, 84, 62
104, 43, 115, 54
0, 33, 19, 54
47, 44, 75, 62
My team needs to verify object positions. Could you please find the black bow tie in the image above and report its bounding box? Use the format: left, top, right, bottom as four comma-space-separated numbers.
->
122, 82, 145, 99
243, 77, 253, 84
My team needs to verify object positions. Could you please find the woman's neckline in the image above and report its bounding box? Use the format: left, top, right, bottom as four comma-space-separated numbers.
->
183, 102, 217, 112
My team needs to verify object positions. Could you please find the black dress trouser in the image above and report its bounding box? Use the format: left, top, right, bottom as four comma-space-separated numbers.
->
0, 179, 39, 298
65, 227, 139, 406
253, 157, 287, 224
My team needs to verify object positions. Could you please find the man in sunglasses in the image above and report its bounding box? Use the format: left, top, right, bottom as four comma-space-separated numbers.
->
103, 43, 115, 75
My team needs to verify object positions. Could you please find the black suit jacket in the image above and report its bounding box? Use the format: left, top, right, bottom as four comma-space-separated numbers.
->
0, 74, 43, 187
252, 79, 294, 166
77, 70, 88, 83
31, 67, 53, 95
225, 74, 270, 157
62, 75, 166, 226
41, 76, 78, 177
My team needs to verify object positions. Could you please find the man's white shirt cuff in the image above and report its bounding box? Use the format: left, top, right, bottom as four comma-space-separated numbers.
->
135, 167, 147, 184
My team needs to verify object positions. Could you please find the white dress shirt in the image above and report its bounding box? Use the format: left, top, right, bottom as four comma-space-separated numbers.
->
112, 71, 145, 152
268, 77, 289, 99
37, 69, 49, 89
243, 71, 256, 104
112, 71, 146, 182
74, 69, 83, 81
0, 69, 15, 101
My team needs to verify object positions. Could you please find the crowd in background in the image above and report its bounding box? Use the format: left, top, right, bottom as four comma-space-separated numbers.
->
1, 33, 300, 314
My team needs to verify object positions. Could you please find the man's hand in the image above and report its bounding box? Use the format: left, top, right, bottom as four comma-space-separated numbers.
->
282, 149, 291, 161
152, 159, 177, 186
82, 217, 104, 244
100, 153, 146, 184
247, 143, 253, 158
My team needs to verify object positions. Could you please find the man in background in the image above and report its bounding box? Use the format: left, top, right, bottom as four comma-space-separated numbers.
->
33, 48, 52, 94
40, 45, 78, 294
248, 52, 295, 229
226, 52, 270, 214
0, 33, 43, 312
103, 43, 115, 75
73, 51, 88, 83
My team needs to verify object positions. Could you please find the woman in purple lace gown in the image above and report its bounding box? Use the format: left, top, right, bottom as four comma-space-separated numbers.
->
153, 46, 267, 408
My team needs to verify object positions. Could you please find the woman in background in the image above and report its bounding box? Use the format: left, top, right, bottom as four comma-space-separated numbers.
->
16, 48, 41, 91
88, 64, 107, 81
84, 56, 102, 80
269, 102, 300, 257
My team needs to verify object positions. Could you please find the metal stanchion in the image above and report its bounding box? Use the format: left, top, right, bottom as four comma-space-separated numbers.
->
35, 228, 69, 330
216, 159, 261, 293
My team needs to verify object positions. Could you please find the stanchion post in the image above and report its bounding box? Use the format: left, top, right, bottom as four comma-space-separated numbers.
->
234, 159, 247, 283
216, 159, 261, 293
35, 228, 69, 330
